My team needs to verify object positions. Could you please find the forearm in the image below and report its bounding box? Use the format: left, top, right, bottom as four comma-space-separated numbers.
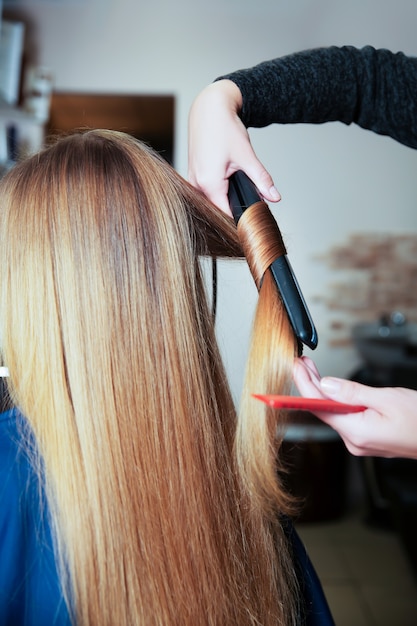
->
217, 46, 417, 149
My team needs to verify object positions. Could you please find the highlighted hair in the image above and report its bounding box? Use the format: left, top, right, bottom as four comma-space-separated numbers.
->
0, 130, 298, 625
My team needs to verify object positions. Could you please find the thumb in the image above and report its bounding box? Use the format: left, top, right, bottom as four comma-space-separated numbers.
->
320, 377, 372, 409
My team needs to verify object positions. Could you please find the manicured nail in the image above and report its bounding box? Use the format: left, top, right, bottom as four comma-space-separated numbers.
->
320, 377, 342, 395
269, 185, 281, 201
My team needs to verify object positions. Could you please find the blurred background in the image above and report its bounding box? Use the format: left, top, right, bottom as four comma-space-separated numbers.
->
0, 1, 416, 623
1, 0, 416, 390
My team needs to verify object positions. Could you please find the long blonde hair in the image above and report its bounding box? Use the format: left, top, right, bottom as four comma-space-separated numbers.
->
0, 130, 299, 625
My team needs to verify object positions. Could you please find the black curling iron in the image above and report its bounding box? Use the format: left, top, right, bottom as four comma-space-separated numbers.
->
228, 170, 318, 352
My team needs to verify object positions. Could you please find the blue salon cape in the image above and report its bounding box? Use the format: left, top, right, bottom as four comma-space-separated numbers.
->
0, 408, 333, 625
0, 409, 70, 625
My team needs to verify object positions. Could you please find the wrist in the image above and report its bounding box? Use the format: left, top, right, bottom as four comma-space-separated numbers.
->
192, 80, 243, 119
212, 79, 243, 113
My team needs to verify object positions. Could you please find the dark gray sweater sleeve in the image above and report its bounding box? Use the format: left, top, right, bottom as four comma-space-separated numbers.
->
217, 46, 417, 149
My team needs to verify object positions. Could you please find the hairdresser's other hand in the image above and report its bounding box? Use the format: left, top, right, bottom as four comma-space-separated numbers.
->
188, 79, 280, 216
293, 356, 417, 459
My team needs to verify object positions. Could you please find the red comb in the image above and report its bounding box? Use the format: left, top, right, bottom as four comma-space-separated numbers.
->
252, 394, 366, 414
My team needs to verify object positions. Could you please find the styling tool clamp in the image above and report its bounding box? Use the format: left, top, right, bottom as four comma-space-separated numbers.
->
228, 170, 318, 352
252, 394, 366, 414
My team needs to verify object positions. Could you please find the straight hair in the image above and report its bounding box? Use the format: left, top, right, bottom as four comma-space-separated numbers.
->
0, 130, 299, 625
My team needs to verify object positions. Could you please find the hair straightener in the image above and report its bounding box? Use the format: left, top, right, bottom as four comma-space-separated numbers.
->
228, 170, 318, 353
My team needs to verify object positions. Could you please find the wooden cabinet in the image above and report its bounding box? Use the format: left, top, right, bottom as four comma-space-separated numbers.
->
47, 92, 175, 163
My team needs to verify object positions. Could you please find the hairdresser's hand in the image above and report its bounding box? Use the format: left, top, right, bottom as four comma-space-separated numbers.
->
293, 356, 417, 459
188, 79, 280, 216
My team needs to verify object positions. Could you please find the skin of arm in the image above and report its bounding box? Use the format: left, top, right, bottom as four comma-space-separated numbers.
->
293, 356, 417, 459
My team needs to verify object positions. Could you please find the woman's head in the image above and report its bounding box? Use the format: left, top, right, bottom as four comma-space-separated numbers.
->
0, 130, 240, 411
0, 130, 298, 625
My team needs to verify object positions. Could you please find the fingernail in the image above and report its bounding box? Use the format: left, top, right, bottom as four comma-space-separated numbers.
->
269, 185, 281, 201
320, 377, 342, 395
